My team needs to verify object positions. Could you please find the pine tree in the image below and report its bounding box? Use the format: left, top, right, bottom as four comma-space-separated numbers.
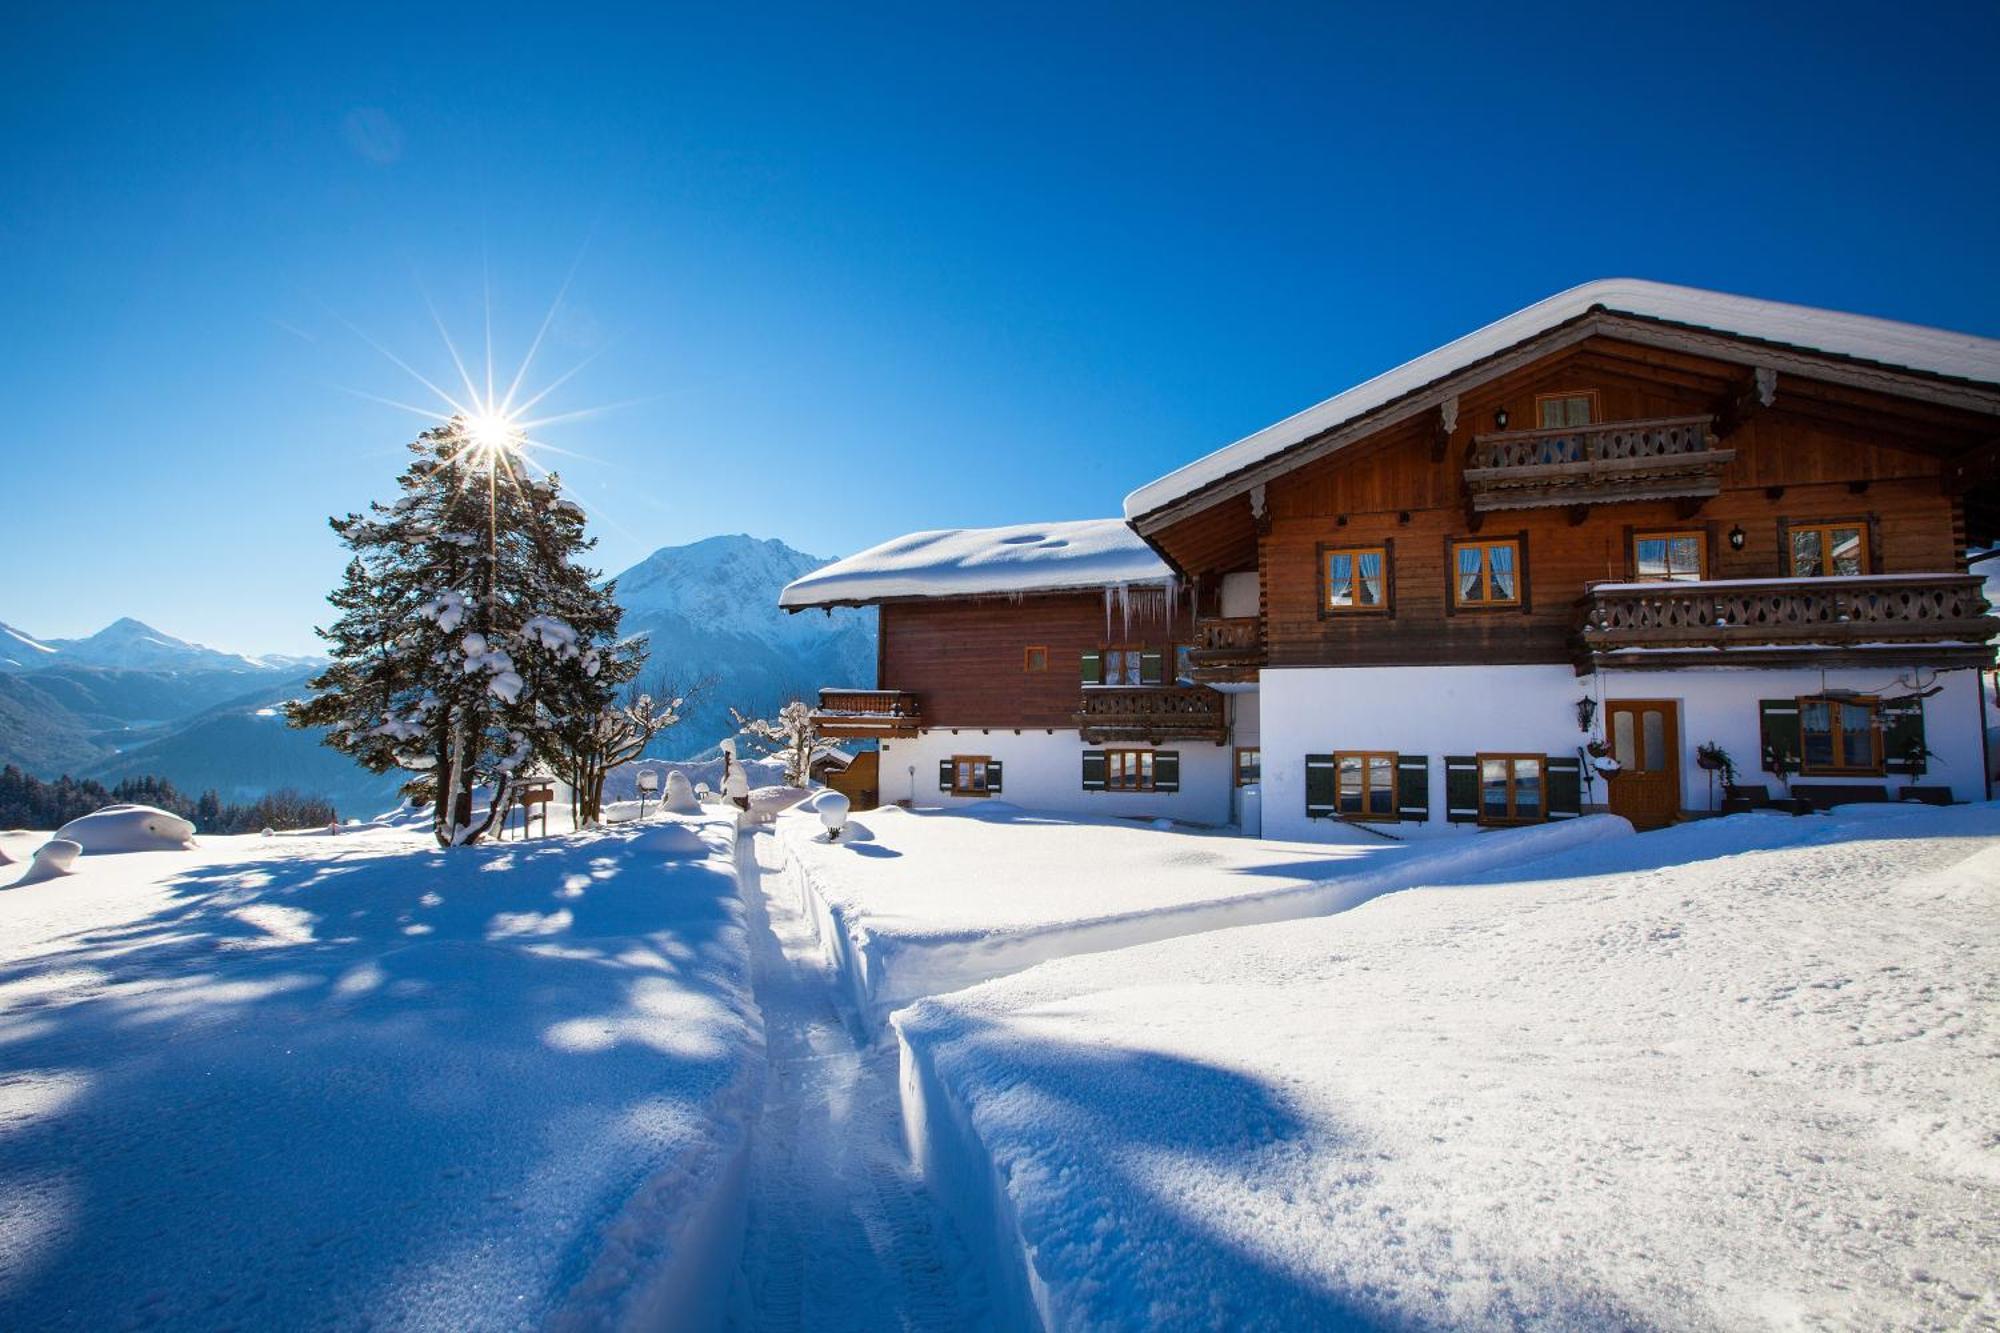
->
288, 417, 630, 846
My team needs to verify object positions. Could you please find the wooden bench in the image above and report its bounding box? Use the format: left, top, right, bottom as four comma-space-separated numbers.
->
1898, 785, 1953, 806
1788, 783, 1889, 812
1720, 783, 1771, 814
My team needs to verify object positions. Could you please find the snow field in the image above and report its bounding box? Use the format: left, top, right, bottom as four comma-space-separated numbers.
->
0, 811, 765, 1331
775, 802, 1633, 1030
893, 804, 2000, 1331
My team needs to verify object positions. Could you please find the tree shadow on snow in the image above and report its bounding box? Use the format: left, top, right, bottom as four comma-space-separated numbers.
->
920, 1012, 1658, 1331
0, 824, 758, 1331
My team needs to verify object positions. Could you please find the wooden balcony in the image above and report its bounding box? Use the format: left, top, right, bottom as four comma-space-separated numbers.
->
1185, 616, 1264, 684
1075, 686, 1229, 744
1575, 573, 1997, 672
810, 688, 923, 739
1465, 415, 1731, 512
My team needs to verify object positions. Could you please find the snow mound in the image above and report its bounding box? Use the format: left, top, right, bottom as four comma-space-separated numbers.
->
747, 786, 810, 818
778, 519, 1171, 608
663, 771, 701, 814
633, 822, 708, 858
55, 804, 196, 853
12, 839, 81, 886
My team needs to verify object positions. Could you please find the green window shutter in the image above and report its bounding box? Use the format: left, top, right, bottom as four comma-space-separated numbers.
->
1139, 650, 1165, 685
1758, 700, 1801, 773
1082, 750, 1108, 791
1304, 754, 1337, 818
1396, 754, 1429, 821
1444, 756, 1479, 823
1080, 651, 1103, 685
985, 759, 1004, 793
1546, 755, 1582, 819
1882, 696, 1926, 775
938, 759, 954, 793
1153, 751, 1180, 792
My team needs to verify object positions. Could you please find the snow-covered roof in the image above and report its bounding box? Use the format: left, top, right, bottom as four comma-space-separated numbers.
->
1126, 278, 2000, 521
779, 519, 1171, 609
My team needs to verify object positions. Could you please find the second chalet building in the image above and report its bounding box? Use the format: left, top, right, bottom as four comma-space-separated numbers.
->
781, 279, 2000, 838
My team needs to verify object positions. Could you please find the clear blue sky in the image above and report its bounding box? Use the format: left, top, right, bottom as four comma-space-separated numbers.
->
4, 3, 1996, 654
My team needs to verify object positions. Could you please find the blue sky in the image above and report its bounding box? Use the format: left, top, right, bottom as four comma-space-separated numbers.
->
4, 3, 1996, 654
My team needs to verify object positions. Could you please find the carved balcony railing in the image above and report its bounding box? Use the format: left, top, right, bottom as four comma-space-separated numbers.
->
810, 688, 923, 738
1465, 414, 1731, 512
1075, 686, 1229, 744
1574, 573, 1997, 671
1185, 616, 1264, 684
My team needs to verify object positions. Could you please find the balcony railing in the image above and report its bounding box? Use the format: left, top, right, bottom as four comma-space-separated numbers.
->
1575, 573, 1996, 671
1185, 616, 1264, 683
1075, 686, 1229, 744
810, 688, 923, 738
1465, 414, 1731, 512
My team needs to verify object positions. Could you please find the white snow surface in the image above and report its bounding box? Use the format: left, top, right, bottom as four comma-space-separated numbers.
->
776, 802, 1630, 1024
54, 803, 196, 853
0, 812, 762, 1331
895, 804, 2000, 1331
1125, 277, 2000, 518
778, 519, 1172, 609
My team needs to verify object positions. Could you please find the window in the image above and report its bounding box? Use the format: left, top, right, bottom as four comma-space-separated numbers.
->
1451, 538, 1522, 608
1478, 754, 1544, 824
1103, 646, 1144, 686
1234, 747, 1261, 787
1535, 390, 1598, 428
1633, 530, 1706, 582
1789, 521, 1869, 577
1336, 751, 1398, 820
1174, 643, 1196, 685
1105, 749, 1156, 792
1800, 696, 1881, 774
1023, 645, 1048, 673
950, 755, 991, 796
1323, 545, 1389, 613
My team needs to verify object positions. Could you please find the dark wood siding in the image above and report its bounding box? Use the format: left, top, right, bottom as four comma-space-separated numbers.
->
879, 590, 1205, 728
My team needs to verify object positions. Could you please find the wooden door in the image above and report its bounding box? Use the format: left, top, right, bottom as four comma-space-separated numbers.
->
1606, 700, 1680, 830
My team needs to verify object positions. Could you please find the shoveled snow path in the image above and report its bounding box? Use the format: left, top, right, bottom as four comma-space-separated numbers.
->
727, 828, 991, 1331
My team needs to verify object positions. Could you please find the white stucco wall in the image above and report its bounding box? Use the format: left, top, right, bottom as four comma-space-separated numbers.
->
877, 728, 1237, 827
1258, 663, 1988, 843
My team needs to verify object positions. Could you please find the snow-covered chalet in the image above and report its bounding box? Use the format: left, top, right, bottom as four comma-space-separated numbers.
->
780, 279, 2000, 838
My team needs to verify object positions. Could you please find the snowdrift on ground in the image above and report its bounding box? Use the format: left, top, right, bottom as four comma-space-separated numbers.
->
896, 803, 2000, 1331
55, 803, 196, 852
11, 838, 81, 886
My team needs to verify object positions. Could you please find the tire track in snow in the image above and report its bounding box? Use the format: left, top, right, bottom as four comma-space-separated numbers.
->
728, 829, 991, 1332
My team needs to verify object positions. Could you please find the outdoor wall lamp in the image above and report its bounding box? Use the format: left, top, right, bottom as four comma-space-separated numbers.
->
1728, 524, 1746, 551
1494, 407, 1510, 429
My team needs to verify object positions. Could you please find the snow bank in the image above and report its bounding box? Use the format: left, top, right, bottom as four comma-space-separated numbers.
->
0, 812, 764, 1330
603, 755, 785, 804
778, 518, 1171, 609
12, 838, 81, 886
897, 804, 2000, 1330
1126, 277, 2000, 519
54, 803, 196, 852
776, 803, 1629, 1029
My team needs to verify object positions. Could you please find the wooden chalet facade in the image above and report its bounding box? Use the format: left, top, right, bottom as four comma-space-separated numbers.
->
785, 281, 1999, 836
779, 521, 1250, 821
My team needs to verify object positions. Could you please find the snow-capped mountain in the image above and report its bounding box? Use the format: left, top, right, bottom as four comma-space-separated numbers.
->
0, 617, 312, 675
610, 534, 876, 756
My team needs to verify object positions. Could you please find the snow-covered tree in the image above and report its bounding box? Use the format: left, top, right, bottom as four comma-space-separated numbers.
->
288, 418, 628, 846
548, 689, 682, 829
729, 699, 823, 786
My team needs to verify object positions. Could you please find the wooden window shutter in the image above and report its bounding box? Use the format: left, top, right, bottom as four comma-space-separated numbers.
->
1304, 754, 1337, 818
938, 760, 954, 793
1546, 755, 1582, 819
1081, 750, 1108, 791
1444, 756, 1480, 823
1758, 700, 1801, 772
1153, 751, 1180, 792
986, 759, 1004, 793
1881, 696, 1927, 775
1139, 650, 1164, 685
1080, 651, 1104, 685
1396, 755, 1429, 821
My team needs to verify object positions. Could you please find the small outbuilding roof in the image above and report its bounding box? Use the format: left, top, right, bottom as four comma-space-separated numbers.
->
1124, 277, 2000, 522
779, 519, 1171, 610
